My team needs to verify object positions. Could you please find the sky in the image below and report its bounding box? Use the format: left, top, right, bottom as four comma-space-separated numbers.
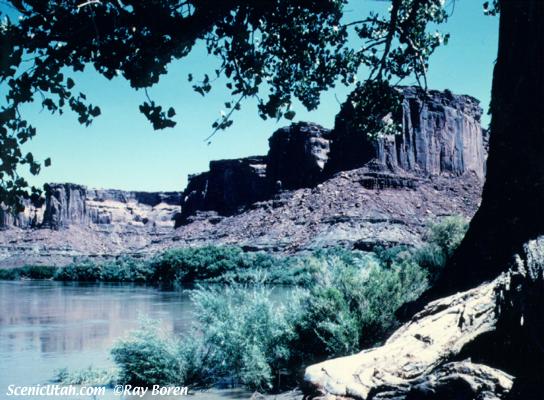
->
8, 0, 499, 192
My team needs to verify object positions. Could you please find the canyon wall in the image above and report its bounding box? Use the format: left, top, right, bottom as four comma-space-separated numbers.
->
329, 86, 485, 179
0, 183, 181, 230
178, 87, 485, 223
0, 86, 487, 264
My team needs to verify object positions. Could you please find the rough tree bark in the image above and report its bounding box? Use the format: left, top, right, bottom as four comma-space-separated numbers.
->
428, 0, 544, 297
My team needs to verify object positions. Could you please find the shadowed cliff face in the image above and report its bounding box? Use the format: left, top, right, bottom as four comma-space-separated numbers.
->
330, 87, 485, 180
177, 87, 485, 224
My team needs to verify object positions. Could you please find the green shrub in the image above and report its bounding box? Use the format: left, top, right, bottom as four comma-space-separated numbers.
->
111, 319, 184, 387
54, 260, 102, 281
150, 246, 245, 284
373, 245, 413, 267
188, 285, 297, 390
19, 265, 57, 279
54, 366, 118, 386
426, 215, 469, 258
415, 215, 468, 282
0, 265, 57, 280
100, 257, 154, 282
110, 249, 429, 392
111, 287, 299, 391
0, 269, 18, 280
291, 254, 428, 363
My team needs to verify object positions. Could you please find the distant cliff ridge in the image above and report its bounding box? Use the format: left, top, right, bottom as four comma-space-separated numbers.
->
178, 86, 485, 224
0, 183, 181, 230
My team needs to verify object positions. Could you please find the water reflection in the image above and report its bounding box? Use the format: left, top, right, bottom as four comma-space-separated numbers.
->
0, 280, 289, 400
0, 281, 195, 398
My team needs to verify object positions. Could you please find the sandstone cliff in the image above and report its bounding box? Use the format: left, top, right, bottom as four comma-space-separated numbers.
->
329, 87, 485, 179
177, 87, 485, 224
1, 183, 181, 230
0, 87, 486, 266
0, 185, 181, 266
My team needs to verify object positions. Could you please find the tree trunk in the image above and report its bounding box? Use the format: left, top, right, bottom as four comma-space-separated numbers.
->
430, 0, 544, 297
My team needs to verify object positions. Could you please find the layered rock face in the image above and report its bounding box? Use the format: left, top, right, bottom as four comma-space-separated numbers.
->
178, 156, 269, 223
0, 183, 182, 231
42, 183, 88, 228
267, 122, 332, 190
1, 86, 487, 265
0, 183, 182, 266
329, 87, 485, 179
0, 197, 44, 229
179, 87, 485, 222
178, 124, 332, 224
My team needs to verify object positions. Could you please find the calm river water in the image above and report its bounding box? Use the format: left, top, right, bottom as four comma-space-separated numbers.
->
0, 280, 281, 399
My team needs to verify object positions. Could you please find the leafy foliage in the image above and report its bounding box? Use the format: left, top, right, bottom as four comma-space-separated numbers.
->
0, 264, 56, 280
1, 0, 452, 209
53, 366, 118, 387
111, 319, 184, 387
415, 215, 469, 282
188, 285, 297, 390
290, 253, 428, 364
110, 252, 429, 391
337, 79, 404, 140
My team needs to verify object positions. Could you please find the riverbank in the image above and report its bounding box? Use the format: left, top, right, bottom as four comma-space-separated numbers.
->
0, 245, 362, 286
1, 217, 468, 396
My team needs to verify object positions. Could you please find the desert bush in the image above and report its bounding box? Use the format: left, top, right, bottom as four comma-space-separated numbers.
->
149, 246, 246, 284
373, 245, 413, 267
188, 285, 297, 390
0, 265, 57, 280
291, 253, 428, 363
0, 269, 18, 280
20, 265, 57, 279
110, 286, 300, 391
415, 215, 468, 281
110, 253, 428, 391
111, 320, 184, 387
100, 257, 154, 282
54, 366, 118, 386
53, 260, 102, 281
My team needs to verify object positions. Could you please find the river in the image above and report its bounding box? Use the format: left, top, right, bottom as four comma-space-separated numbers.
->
0, 280, 280, 399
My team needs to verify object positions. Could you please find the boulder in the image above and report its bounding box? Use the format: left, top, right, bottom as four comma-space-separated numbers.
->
303, 237, 544, 400
329, 87, 485, 180
266, 122, 331, 190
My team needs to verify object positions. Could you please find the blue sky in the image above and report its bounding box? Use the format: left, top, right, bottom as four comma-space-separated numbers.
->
11, 0, 498, 192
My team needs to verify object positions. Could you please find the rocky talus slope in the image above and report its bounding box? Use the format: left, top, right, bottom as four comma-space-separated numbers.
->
303, 237, 544, 400
0, 87, 486, 266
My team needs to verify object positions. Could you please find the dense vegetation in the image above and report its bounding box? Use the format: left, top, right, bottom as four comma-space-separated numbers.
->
0, 215, 468, 286
0, 246, 353, 285
50, 216, 468, 392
